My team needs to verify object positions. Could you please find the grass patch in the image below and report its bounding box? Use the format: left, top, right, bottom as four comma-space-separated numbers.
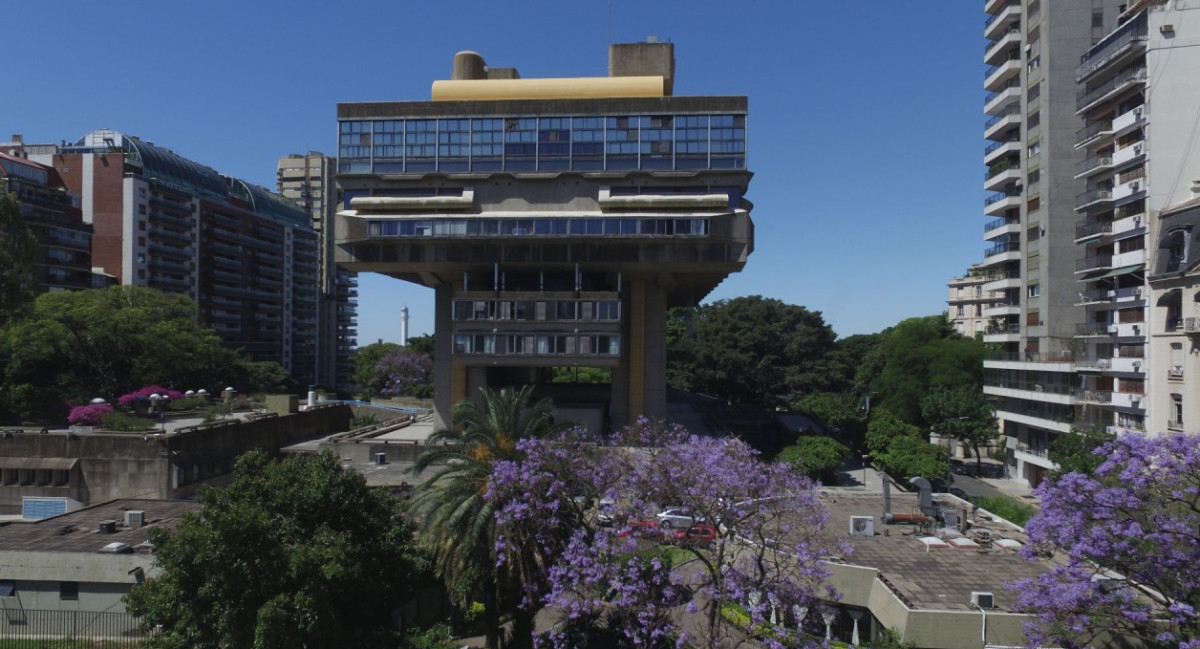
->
99, 411, 155, 432
978, 495, 1036, 527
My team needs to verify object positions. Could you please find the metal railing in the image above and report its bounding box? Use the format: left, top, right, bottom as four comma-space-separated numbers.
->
985, 323, 1021, 335
1076, 11, 1148, 81
984, 241, 1020, 257
985, 350, 1073, 363
0, 609, 146, 646
1076, 67, 1147, 111
1075, 220, 1112, 240
1075, 188, 1113, 210
1076, 254, 1114, 272
1075, 322, 1114, 336
1075, 120, 1113, 146
984, 109, 1019, 131
1075, 155, 1112, 177
984, 79, 1021, 107
984, 189, 1021, 206
984, 217, 1011, 233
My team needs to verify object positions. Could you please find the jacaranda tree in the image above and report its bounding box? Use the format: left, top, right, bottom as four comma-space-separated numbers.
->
488, 418, 840, 649
1011, 433, 1200, 649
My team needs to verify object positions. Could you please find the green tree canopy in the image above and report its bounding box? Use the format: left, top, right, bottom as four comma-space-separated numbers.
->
1047, 424, 1113, 479
864, 408, 922, 457
868, 316, 984, 426
0, 286, 241, 420
125, 451, 425, 649
0, 191, 36, 326
874, 435, 950, 483
353, 341, 401, 396
669, 296, 839, 408
777, 435, 850, 484
920, 385, 997, 474
798, 391, 868, 450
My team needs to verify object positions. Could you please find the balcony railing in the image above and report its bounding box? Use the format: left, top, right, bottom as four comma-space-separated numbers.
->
1076, 67, 1147, 111
1075, 322, 1114, 336
1075, 120, 1113, 146
1075, 188, 1113, 210
985, 189, 1021, 206
984, 26, 1022, 54
984, 79, 1021, 106
984, 217, 1011, 233
1075, 220, 1112, 240
1075, 155, 1112, 176
1015, 443, 1050, 458
986, 158, 1021, 179
984, 109, 1020, 131
985, 323, 1021, 335
986, 350, 1073, 363
985, 241, 1020, 257
1077, 390, 1112, 404
987, 378, 1073, 395
1076, 254, 1114, 272
1076, 11, 1148, 81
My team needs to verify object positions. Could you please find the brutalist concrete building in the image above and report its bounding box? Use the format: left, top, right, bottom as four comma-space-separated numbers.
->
335, 42, 754, 430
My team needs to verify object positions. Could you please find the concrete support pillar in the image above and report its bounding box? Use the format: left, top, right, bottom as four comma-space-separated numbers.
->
432, 284, 456, 430
611, 279, 668, 429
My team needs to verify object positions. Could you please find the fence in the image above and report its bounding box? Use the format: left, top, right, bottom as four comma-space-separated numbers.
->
0, 609, 146, 648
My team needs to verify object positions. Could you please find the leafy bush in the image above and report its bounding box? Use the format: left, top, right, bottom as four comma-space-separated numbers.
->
977, 495, 1035, 527
777, 436, 849, 484
100, 411, 155, 432
874, 436, 948, 482
67, 403, 112, 426
864, 409, 921, 456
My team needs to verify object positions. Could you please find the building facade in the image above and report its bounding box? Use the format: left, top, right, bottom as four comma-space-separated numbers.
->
978, 0, 1127, 486
28, 130, 321, 385
277, 152, 358, 391
947, 265, 1000, 338
0, 145, 92, 294
335, 43, 753, 430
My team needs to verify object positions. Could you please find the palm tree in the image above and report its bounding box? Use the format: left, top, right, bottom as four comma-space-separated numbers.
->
407, 385, 565, 649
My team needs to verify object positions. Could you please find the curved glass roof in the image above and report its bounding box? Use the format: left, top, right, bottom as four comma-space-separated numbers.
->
99, 132, 229, 199
241, 181, 310, 228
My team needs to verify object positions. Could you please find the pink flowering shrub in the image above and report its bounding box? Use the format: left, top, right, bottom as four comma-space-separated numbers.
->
117, 386, 184, 407
68, 403, 113, 426
1011, 432, 1200, 649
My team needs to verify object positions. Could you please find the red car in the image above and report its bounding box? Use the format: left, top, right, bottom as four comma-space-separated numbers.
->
617, 520, 662, 540
673, 524, 718, 548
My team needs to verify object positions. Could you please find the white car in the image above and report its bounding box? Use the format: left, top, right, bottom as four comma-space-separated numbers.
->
656, 507, 703, 529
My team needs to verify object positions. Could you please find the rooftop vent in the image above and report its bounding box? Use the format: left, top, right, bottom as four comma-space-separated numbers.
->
99, 542, 132, 554
98, 520, 117, 534
125, 511, 145, 528
374, 453, 387, 466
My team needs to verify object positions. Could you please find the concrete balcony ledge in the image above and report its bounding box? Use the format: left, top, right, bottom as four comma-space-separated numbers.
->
349, 189, 476, 212
597, 188, 729, 211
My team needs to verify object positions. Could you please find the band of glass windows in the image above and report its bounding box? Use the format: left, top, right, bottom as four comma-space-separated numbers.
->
365, 217, 709, 238
452, 333, 621, 357
452, 299, 621, 322
338, 114, 745, 174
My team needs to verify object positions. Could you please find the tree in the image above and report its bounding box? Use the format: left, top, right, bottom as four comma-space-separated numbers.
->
874, 436, 949, 483
1047, 424, 1113, 478
407, 385, 568, 649
864, 409, 921, 457
672, 296, 839, 408
0, 191, 36, 326
353, 341, 400, 395
920, 386, 997, 475
777, 436, 850, 484
488, 420, 839, 649
826, 332, 883, 394
125, 452, 425, 649
798, 391, 868, 450
0, 286, 241, 420
371, 346, 433, 398
241, 360, 298, 395
1011, 433, 1199, 649
869, 316, 984, 426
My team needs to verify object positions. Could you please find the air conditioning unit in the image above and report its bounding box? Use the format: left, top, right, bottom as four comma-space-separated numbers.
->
971, 591, 996, 609
1134, 215, 1142, 227
1185, 317, 1199, 333
849, 516, 875, 538
1134, 143, 1143, 155
1130, 181, 1141, 192
1133, 360, 1141, 370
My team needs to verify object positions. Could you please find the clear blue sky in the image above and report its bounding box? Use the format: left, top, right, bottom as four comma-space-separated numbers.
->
4, 1, 984, 345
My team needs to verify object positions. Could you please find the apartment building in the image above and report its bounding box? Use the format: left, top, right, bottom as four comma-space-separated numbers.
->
948, 265, 1002, 338
277, 152, 358, 391
335, 42, 754, 430
979, 0, 1126, 487
28, 130, 321, 385
0, 147, 92, 294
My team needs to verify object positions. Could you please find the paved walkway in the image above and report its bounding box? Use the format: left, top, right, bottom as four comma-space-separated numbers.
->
828, 454, 1037, 504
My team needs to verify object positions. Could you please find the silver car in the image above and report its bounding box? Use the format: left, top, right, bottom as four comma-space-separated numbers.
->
656, 507, 703, 529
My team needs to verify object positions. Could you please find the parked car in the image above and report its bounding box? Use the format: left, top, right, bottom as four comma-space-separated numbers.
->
617, 519, 662, 539
672, 523, 718, 548
595, 498, 617, 527
656, 507, 704, 530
